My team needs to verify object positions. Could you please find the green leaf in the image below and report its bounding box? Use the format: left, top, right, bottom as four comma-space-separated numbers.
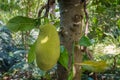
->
79, 36, 92, 47
28, 42, 36, 63
58, 45, 68, 70
7, 16, 36, 32
96, 6, 106, 13
44, 17, 50, 24
68, 69, 74, 80
92, 17, 98, 24
117, 19, 120, 29
76, 60, 108, 72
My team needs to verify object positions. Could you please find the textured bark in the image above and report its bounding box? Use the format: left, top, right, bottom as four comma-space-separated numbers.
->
57, 0, 84, 80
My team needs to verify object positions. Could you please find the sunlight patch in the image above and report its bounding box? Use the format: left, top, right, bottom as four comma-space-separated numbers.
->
41, 36, 48, 44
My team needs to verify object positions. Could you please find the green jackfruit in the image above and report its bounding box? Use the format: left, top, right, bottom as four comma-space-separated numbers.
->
35, 23, 60, 71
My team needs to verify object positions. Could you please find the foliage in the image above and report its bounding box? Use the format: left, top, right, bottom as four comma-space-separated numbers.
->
58, 45, 68, 70
0, 0, 44, 23
81, 61, 108, 72
28, 42, 36, 63
88, 0, 120, 43
79, 35, 92, 47
0, 0, 120, 80
0, 26, 26, 72
7, 16, 36, 32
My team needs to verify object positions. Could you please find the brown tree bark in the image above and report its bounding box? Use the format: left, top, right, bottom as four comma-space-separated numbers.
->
57, 0, 84, 80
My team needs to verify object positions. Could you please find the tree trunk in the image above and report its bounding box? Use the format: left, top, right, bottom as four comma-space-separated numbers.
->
57, 0, 84, 80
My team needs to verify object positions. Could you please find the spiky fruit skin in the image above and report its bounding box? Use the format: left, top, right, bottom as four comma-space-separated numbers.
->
35, 23, 60, 71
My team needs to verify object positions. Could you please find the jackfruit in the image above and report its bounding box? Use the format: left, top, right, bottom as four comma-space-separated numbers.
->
35, 23, 60, 71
